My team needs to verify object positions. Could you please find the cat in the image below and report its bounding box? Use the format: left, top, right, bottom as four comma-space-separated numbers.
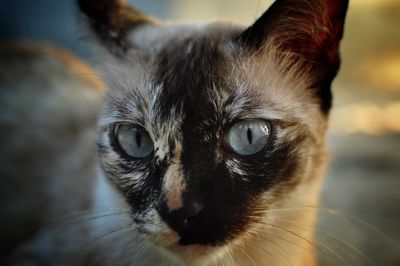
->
76, 0, 349, 265
0, 42, 105, 264
0, 0, 349, 265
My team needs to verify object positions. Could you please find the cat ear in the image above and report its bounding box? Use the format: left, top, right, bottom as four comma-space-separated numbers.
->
78, 0, 155, 56
238, 0, 349, 112
239, 0, 349, 62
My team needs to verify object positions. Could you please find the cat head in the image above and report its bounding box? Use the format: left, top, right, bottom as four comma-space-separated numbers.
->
79, 0, 348, 262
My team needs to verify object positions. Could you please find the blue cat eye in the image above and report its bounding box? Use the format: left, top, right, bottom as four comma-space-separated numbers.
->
225, 120, 270, 156
115, 124, 154, 158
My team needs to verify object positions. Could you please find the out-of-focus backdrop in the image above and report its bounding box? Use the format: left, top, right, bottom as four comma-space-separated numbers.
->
0, 0, 399, 265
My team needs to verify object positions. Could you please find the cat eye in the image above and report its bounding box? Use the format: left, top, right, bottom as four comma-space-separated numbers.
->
114, 124, 154, 158
225, 120, 270, 156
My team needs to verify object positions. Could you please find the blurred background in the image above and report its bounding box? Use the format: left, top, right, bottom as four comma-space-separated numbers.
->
0, 0, 399, 265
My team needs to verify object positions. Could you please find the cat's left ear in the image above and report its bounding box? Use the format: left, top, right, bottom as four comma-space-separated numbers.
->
78, 0, 155, 56
238, 0, 349, 112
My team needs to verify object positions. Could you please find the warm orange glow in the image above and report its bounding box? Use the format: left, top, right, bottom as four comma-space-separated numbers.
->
351, 0, 398, 7
331, 101, 400, 135
354, 53, 400, 92
384, 102, 400, 132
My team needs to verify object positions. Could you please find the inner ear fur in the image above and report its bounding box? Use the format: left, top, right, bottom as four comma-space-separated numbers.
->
78, 0, 155, 56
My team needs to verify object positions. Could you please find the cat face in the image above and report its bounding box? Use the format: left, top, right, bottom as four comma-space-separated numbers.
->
80, 0, 348, 262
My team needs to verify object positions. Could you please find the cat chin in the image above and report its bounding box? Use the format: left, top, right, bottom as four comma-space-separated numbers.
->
135, 228, 218, 264
163, 243, 228, 265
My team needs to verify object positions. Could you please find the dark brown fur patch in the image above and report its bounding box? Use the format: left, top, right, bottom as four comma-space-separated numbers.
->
78, 0, 153, 55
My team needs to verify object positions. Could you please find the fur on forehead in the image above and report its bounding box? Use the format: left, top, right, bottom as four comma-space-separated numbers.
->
127, 23, 242, 51
89, 22, 243, 62
95, 22, 243, 122
95, 21, 327, 140
92, 21, 242, 93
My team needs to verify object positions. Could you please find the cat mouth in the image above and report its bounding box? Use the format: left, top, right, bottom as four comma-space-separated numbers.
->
167, 242, 213, 255
137, 225, 225, 262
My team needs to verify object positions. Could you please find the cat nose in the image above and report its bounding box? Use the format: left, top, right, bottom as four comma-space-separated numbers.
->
157, 198, 205, 236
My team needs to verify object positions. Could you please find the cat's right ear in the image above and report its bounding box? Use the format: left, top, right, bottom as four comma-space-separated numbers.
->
78, 0, 155, 56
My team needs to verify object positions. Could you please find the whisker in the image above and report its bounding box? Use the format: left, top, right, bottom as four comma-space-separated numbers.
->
80, 223, 134, 248
216, 251, 229, 266
256, 221, 330, 261
320, 207, 400, 251
46, 211, 132, 230
231, 241, 257, 266
245, 235, 273, 257
271, 219, 344, 266
47, 208, 132, 222
246, 221, 339, 266
276, 217, 373, 266
225, 248, 236, 266
254, 205, 400, 251
262, 228, 339, 266
11, 209, 131, 240
262, 230, 312, 253
245, 229, 294, 266
259, 222, 320, 250
118, 230, 135, 258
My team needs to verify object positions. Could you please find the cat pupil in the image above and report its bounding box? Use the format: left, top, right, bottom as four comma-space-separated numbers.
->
135, 130, 142, 147
247, 127, 253, 144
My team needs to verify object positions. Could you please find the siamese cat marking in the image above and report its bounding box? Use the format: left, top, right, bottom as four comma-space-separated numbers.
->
51, 0, 345, 265
78, 0, 349, 265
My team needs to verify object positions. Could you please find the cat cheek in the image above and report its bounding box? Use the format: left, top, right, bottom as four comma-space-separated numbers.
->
225, 159, 247, 177
129, 210, 178, 247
